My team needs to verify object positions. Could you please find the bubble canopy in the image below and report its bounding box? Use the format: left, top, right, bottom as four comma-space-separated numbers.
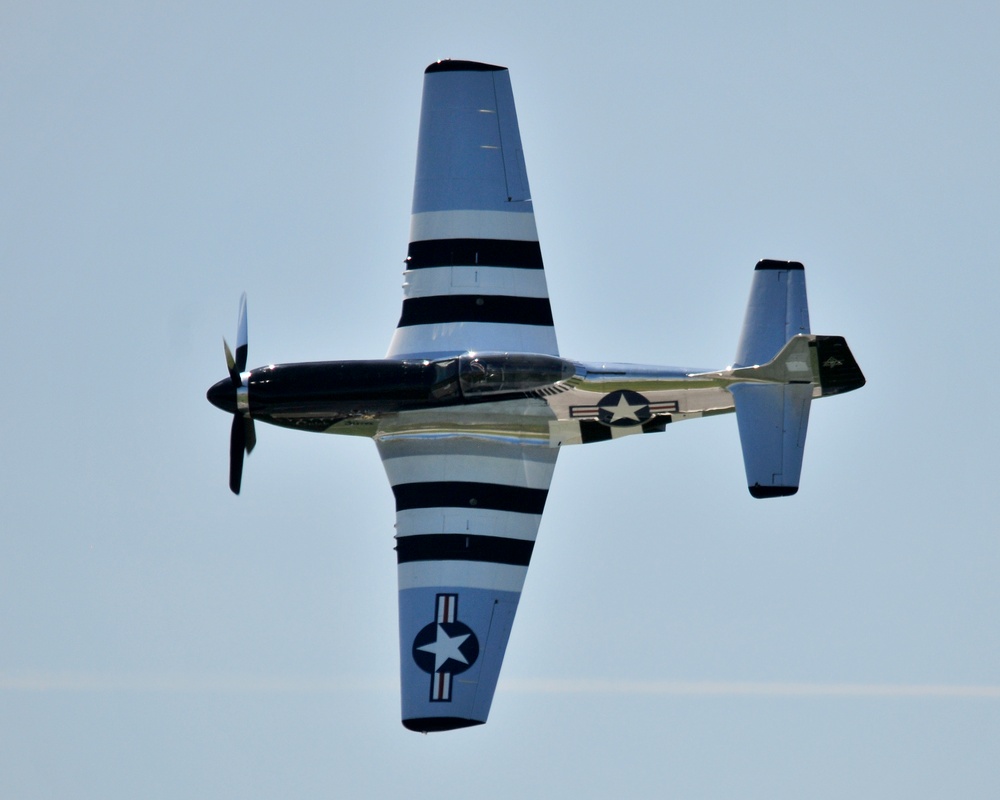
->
456, 353, 576, 397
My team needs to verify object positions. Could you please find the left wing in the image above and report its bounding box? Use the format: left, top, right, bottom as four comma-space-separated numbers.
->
378, 435, 558, 731
387, 60, 558, 360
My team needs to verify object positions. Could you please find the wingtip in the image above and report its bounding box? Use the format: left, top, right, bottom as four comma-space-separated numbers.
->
425, 59, 506, 74
402, 716, 485, 733
755, 259, 805, 271
748, 484, 799, 499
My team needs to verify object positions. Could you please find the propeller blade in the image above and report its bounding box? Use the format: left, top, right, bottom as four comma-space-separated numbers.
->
244, 417, 257, 455
229, 414, 245, 494
222, 293, 252, 494
224, 338, 240, 387
234, 292, 248, 374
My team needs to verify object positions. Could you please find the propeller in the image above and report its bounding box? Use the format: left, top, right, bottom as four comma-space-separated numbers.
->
213, 292, 256, 494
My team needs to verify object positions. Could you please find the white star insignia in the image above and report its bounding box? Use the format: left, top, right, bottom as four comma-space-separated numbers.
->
602, 394, 645, 422
417, 624, 471, 672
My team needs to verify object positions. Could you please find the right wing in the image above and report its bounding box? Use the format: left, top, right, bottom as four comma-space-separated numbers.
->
378, 434, 558, 731
387, 60, 558, 360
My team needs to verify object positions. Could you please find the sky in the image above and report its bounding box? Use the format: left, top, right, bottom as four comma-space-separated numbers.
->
2, 1, 999, 797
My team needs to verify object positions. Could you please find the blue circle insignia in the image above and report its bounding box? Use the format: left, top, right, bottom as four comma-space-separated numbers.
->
412, 621, 480, 675
597, 389, 652, 427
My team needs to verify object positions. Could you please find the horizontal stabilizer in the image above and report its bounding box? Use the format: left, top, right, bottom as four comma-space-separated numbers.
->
732, 261, 812, 498
731, 383, 812, 498
728, 335, 863, 497
735, 260, 810, 368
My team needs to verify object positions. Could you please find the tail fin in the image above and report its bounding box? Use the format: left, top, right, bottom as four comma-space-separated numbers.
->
735, 259, 810, 368
730, 260, 864, 498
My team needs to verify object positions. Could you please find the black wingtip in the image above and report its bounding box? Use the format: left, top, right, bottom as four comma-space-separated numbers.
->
755, 259, 804, 271
402, 717, 485, 733
425, 59, 505, 74
749, 484, 798, 499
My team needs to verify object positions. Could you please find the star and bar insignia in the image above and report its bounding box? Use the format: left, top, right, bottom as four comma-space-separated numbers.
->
412, 594, 480, 702
570, 390, 678, 427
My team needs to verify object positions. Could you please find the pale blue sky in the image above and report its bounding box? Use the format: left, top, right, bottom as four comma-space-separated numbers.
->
3, 2, 999, 798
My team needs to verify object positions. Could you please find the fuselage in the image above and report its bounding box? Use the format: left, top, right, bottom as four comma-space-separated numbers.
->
207, 352, 736, 445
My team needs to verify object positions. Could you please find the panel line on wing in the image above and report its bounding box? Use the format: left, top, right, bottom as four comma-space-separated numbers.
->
402, 265, 552, 300
490, 72, 511, 202
393, 509, 544, 542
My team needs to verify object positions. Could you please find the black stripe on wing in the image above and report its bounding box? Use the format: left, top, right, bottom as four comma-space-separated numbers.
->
392, 481, 548, 515
397, 296, 554, 328
396, 533, 534, 566
407, 239, 543, 270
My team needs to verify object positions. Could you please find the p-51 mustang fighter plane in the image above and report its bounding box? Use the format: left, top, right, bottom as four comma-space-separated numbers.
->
207, 60, 864, 733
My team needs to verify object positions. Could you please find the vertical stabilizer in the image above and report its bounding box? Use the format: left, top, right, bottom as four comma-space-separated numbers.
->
734, 260, 809, 367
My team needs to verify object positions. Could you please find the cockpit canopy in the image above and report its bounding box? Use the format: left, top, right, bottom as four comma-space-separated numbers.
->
436, 353, 576, 397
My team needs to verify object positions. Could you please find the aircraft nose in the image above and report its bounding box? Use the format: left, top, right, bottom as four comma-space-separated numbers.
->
207, 378, 237, 413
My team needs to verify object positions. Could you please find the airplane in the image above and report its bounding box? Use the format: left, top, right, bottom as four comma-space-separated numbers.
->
207, 59, 865, 733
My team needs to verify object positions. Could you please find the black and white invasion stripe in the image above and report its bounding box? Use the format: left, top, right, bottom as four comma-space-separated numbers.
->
387, 210, 559, 359
377, 436, 558, 594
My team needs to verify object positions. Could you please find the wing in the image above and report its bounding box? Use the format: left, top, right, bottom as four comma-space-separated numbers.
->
378, 435, 558, 731
387, 60, 558, 360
